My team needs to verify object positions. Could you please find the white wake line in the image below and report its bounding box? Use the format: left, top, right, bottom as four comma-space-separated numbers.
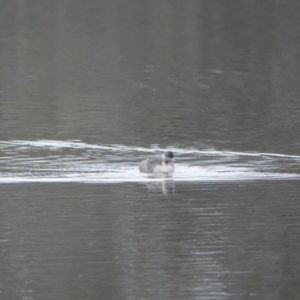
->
0, 172, 299, 183
0, 140, 300, 160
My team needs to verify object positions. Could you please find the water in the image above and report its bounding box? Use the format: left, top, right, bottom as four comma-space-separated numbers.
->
0, 140, 299, 184
1, 1, 300, 299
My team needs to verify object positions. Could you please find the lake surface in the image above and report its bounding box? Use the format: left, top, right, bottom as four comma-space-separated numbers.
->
1, 1, 300, 299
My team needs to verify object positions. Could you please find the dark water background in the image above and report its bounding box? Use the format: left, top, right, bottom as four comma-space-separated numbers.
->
1, 1, 300, 299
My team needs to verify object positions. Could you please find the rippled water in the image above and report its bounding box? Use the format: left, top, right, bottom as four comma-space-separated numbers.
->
0, 140, 299, 183
1, 1, 300, 300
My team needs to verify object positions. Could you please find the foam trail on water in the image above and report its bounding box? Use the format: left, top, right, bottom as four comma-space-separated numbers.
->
0, 140, 299, 183
1, 140, 300, 159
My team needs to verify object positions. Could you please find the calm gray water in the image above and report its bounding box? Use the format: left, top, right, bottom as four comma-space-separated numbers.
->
1, 1, 300, 299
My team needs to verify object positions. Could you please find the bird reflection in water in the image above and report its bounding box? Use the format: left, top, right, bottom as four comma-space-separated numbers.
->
146, 179, 175, 194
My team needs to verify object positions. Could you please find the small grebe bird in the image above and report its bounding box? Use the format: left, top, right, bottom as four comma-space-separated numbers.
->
139, 151, 175, 174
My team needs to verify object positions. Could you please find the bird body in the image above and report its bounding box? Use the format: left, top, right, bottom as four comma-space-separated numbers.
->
139, 151, 175, 174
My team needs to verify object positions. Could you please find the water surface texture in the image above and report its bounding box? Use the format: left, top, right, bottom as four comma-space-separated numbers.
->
1, 1, 300, 300
0, 140, 299, 183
